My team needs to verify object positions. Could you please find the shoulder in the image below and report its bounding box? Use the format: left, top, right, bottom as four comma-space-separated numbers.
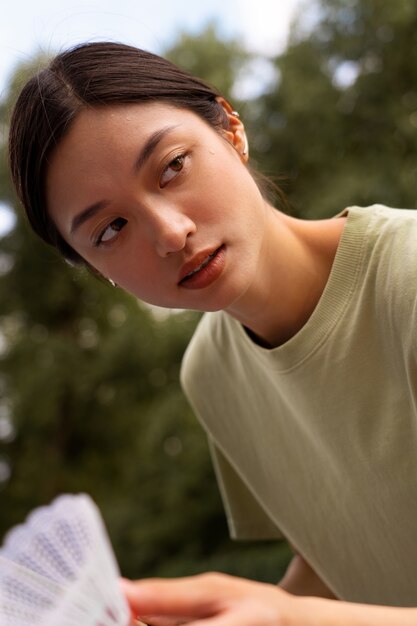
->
359, 204, 417, 277
343, 204, 417, 273
347, 204, 417, 344
344, 203, 417, 239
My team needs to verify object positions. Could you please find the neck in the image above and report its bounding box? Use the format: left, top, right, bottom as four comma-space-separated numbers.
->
225, 207, 346, 348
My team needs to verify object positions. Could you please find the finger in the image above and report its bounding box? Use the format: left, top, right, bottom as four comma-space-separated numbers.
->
120, 574, 237, 618
184, 608, 257, 626
188, 597, 289, 626
140, 615, 190, 626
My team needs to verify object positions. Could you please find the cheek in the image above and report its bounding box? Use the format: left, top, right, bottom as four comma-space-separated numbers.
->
188, 171, 243, 222
101, 250, 159, 295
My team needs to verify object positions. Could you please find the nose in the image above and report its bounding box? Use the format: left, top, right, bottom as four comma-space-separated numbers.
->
148, 204, 197, 257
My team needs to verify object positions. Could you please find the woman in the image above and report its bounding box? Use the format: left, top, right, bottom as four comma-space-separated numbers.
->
8, 42, 417, 625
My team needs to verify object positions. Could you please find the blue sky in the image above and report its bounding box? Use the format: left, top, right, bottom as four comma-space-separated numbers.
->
0, 0, 301, 232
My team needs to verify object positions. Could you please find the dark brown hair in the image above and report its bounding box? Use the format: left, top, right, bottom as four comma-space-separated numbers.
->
8, 41, 230, 265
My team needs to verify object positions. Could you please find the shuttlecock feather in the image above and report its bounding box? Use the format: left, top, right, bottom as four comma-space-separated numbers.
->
0, 494, 130, 626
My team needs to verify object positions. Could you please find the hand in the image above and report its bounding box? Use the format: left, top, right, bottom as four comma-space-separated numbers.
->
120, 572, 417, 626
120, 572, 310, 626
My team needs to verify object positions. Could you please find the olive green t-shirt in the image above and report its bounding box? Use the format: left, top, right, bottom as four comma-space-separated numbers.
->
181, 205, 417, 606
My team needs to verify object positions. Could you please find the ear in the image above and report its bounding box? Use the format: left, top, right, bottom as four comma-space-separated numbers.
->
215, 96, 249, 162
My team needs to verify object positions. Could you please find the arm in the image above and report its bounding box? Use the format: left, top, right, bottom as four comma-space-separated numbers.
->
121, 573, 417, 626
278, 552, 338, 599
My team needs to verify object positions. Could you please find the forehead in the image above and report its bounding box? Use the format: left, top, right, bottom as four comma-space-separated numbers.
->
54, 101, 204, 156
46, 101, 211, 203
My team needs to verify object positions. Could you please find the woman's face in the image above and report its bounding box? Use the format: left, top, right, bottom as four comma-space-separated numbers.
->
46, 101, 269, 311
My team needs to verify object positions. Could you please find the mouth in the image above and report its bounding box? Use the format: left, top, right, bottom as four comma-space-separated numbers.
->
178, 245, 225, 289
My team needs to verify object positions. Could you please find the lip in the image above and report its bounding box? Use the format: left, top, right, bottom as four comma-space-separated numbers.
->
178, 245, 225, 289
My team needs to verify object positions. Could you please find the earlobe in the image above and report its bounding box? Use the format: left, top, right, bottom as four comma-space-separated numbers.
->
215, 96, 249, 162
238, 130, 249, 158
233, 128, 249, 161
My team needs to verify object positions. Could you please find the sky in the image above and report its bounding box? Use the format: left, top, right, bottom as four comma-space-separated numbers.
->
0, 0, 302, 233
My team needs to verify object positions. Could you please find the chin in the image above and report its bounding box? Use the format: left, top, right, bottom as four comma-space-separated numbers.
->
194, 276, 254, 314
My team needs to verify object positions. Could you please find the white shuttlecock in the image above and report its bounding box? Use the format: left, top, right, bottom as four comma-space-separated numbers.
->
0, 494, 131, 626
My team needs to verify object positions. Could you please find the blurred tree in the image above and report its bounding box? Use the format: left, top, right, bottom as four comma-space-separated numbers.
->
5, 0, 414, 581
0, 34, 290, 583
252, 0, 417, 217
0, 56, 217, 578
165, 20, 250, 104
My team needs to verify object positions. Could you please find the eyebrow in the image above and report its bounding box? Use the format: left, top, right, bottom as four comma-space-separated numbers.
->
70, 201, 108, 235
132, 124, 180, 173
70, 124, 180, 234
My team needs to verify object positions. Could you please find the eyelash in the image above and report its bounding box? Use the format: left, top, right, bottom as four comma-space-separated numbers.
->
159, 152, 188, 187
94, 217, 127, 247
94, 152, 188, 247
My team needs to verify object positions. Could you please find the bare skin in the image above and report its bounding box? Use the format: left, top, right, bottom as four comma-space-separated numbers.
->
279, 553, 337, 599
46, 99, 345, 349
120, 573, 417, 626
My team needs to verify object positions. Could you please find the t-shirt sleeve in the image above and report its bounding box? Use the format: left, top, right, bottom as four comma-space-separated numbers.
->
208, 437, 284, 541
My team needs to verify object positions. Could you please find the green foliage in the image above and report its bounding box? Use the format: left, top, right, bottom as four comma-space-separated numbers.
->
0, 30, 286, 582
164, 20, 250, 103
252, 0, 417, 217
1, 1, 416, 583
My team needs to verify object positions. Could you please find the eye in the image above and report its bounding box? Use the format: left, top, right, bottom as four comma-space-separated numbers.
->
95, 217, 127, 246
160, 154, 186, 187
